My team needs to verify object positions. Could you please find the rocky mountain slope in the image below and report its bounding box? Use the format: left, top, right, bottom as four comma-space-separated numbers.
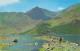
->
26, 7, 57, 21
25, 3, 80, 34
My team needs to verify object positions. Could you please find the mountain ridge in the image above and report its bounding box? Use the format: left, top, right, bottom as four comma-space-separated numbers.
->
0, 7, 56, 34
26, 6, 57, 21
0, 12, 43, 34
0, 3, 80, 35
24, 3, 80, 35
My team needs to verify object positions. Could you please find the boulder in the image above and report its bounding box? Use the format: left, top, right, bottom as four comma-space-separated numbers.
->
13, 39, 18, 42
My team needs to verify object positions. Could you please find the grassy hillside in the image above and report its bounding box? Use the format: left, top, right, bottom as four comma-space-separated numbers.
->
25, 3, 80, 35
0, 12, 42, 34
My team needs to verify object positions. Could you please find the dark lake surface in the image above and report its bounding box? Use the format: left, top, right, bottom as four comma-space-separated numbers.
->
0, 35, 80, 51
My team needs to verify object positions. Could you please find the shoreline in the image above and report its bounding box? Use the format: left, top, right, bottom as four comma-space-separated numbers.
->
35, 35, 80, 51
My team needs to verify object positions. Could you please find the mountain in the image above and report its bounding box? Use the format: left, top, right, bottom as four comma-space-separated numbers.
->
0, 7, 57, 34
26, 6, 57, 21
64, 3, 80, 12
25, 3, 80, 35
0, 12, 42, 34
57, 3, 80, 15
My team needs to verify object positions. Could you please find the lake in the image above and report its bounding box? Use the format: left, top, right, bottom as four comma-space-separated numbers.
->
0, 35, 80, 51
51, 35, 80, 45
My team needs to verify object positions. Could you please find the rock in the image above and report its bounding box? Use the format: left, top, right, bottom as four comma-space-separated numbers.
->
36, 36, 80, 51
13, 39, 18, 42
35, 42, 38, 46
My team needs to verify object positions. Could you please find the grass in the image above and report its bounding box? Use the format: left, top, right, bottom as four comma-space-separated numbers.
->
38, 48, 45, 51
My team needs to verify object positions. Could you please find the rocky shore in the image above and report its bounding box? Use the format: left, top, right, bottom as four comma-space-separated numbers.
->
0, 43, 13, 49
35, 35, 80, 51
0, 36, 11, 40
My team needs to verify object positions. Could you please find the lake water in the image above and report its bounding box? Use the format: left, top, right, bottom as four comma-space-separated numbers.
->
0, 35, 48, 51
51, 35, 80, 45
0, 35, 80, 51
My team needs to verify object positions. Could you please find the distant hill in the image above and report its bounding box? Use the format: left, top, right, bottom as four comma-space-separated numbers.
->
26, 7, 57, 21
25, 3, 80, 35
64, 3, 80, 12
0, 12, 42, 34
57, 3, 80, 15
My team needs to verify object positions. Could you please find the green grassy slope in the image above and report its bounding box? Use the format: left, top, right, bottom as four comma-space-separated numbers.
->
25, 3, 80, 34
0, 12, 41, 34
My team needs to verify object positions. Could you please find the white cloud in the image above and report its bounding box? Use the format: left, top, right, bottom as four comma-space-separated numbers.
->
0, 0, 20, 6
58, 7, 64, 10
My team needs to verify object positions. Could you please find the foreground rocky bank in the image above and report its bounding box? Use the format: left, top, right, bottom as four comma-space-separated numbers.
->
35, 35, 80, 51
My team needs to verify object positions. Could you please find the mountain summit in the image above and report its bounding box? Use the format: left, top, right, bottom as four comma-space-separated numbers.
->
26, 6, 57, 21
25, 3, 80, 34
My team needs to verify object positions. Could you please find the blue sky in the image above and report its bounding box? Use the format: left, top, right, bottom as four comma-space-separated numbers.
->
0, 0, 80, 12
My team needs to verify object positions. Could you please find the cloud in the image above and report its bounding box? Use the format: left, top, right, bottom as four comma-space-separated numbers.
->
58, 7, 64, 10
0, 0, 20, 6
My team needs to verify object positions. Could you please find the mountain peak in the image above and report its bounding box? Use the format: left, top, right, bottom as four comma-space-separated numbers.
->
31, 6, 42, 11
26, 6, 42, 13
34, 6, 40, 9
26, 6, 57, 20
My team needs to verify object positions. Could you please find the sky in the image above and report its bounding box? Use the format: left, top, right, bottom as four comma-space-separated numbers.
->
0, 0, 80, 12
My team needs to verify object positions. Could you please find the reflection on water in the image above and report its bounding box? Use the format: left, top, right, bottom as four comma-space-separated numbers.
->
0, 35, 80, 51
